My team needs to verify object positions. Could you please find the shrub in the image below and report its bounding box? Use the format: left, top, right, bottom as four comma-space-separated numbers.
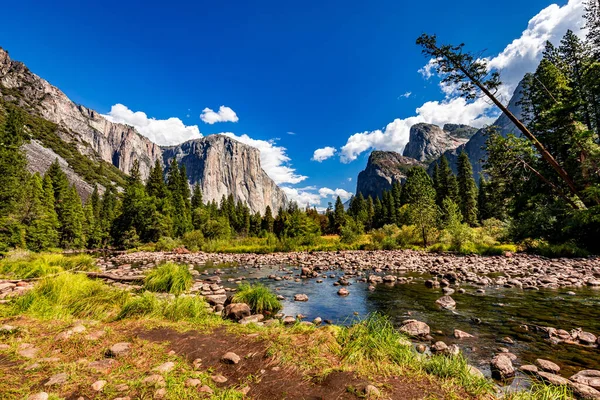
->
525, 240, 589, 258
396, 225, 420, 247
422, 354, 493, 396
182, 230, 204, 251
154, 237, 181, 252
144, 262, 193, 295
0, 251, 96, 279
8, 273, 126, 319
232, 283, 282, 314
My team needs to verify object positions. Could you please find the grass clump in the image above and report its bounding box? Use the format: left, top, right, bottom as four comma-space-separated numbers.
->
0, 251, 96, 279
232, 283, 282, 314
422, 354, 494, 396
6, 273, 126, 319
144, 262, 193, 295
506, 382, 573, 400
117, 291, 212, 322
336, 313, 414, 369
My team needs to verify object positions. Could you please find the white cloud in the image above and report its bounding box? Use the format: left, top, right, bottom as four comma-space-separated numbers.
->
287, 131, 296, 135
200, 106, 239, 124
318, 187, 353, 201
312, 146, 337, 162
398, 91, 412, 99
281, 186, 322, 207
103, 104, 202, 146
339, 0, 585, 163
221, 132, 307, 185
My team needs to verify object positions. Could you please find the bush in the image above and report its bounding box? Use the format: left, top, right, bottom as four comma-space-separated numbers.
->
525, 240, 589, 258
154, 237, 181, 252
144, 262, 193, 295
232, 283, 282, 314
182, 230, 204, 251
423, 354, 493, 396
396, 225, 420, 247
7, 273, 126, 319
0, 251, 96, 279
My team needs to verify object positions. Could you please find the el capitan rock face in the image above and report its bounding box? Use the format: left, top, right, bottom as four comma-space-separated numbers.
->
162, 135, 287, 214
356, 151, 425, 199
403, 123, 474, 163
0, 47, 287, 212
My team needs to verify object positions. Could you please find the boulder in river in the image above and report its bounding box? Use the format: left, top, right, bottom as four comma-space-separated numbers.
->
490, 354, 515, 380
536, 359, 560, 374
399, 320, 430, 338
435, 295, 456, 310
570, 370, 600, 390
454, 329, 474, 339
294, 294, 309, 302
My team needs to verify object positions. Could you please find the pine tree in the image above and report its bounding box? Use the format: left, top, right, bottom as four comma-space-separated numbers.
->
402, 167, 437, 246
191, 184, 203, 209
99, 185, 118, 247
60, 185, 85, 249
585, 0, 600, 60
436, 156, 458, 207
0, 107, 28, 249
24, 174, 59, 250
333, 196, 346, 234
477, 175, 490, 222
146, 160, 168, 199
366, 196, 375, 231
457, 151, 478, 226
261, 205, 274, 233
373, 197, 383, 229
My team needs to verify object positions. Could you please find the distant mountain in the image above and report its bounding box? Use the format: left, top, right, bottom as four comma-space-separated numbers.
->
0, 46, 286, 213
356, 122, 475, 199
403, 123, 474, 163
356, 151, 426, 199
432, 80, 525, 178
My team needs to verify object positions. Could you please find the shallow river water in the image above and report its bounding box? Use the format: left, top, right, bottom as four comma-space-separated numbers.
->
198, 263, 600, 381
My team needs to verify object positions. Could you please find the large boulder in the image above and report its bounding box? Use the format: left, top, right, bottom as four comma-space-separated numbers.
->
224, 303, 251, 321
490, 354, 515, 380
571, 370, 600, 390
435, 295, 456, 310
399, 320, 430, 338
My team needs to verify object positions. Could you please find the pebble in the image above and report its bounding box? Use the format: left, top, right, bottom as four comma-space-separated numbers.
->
221, 352, 241, 364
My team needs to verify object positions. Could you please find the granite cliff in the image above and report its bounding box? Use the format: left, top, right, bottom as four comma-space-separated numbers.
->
162, 135, 287, 214
0, 47, 286, 213
403, 123, 473, 163
356, 152, 425, 199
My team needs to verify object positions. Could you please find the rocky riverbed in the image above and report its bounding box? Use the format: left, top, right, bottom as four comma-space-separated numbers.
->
102, 249, 600, 289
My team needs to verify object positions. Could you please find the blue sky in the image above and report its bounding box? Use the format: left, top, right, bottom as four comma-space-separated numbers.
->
0, 0, 585, 207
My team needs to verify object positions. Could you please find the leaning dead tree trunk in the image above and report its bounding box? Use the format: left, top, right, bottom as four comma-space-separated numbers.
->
416, 34, 587, 210
449, 57, 585, 209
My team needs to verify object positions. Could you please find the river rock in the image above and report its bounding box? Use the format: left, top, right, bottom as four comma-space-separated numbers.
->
337, 288, 349, 296
153, 361, 175, 373
224, 303, 251, 321
221, 352, 241, 364
520, 365, 539, 374
240, 314, 264, 325
45, 372, 68, 386
454, 329, 474, 339
91, 380, 107, 391
205, 294, 227, 305
107, 342, 131, 358
294, 294, 308, 302
282, 316, 296, 325
399, 320, 430, 338
490, 354, 515, 380
143, 374, 166, 387
537, 371, 570, 386
536, 359, 560, 374
28, 393, 48, 400
578, 331, 598, 345
431, 341, 448, 354
571, 370, 600, 390
569, 382, 600, 400
435, 295, 456, 310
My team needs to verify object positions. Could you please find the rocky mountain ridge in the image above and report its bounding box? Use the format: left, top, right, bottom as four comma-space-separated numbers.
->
356, 122, 475, 199
0, 47, 286, 213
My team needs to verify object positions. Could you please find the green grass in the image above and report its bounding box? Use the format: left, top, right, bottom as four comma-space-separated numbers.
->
422, 353, 494, 396
506, 382, 573, 400
232, 283, 282, 314
144, 262, 193, 295
117, 291, 214, 323
336, 313, 414, 368
4, 273, 127, 319
0, 251, 97, 279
